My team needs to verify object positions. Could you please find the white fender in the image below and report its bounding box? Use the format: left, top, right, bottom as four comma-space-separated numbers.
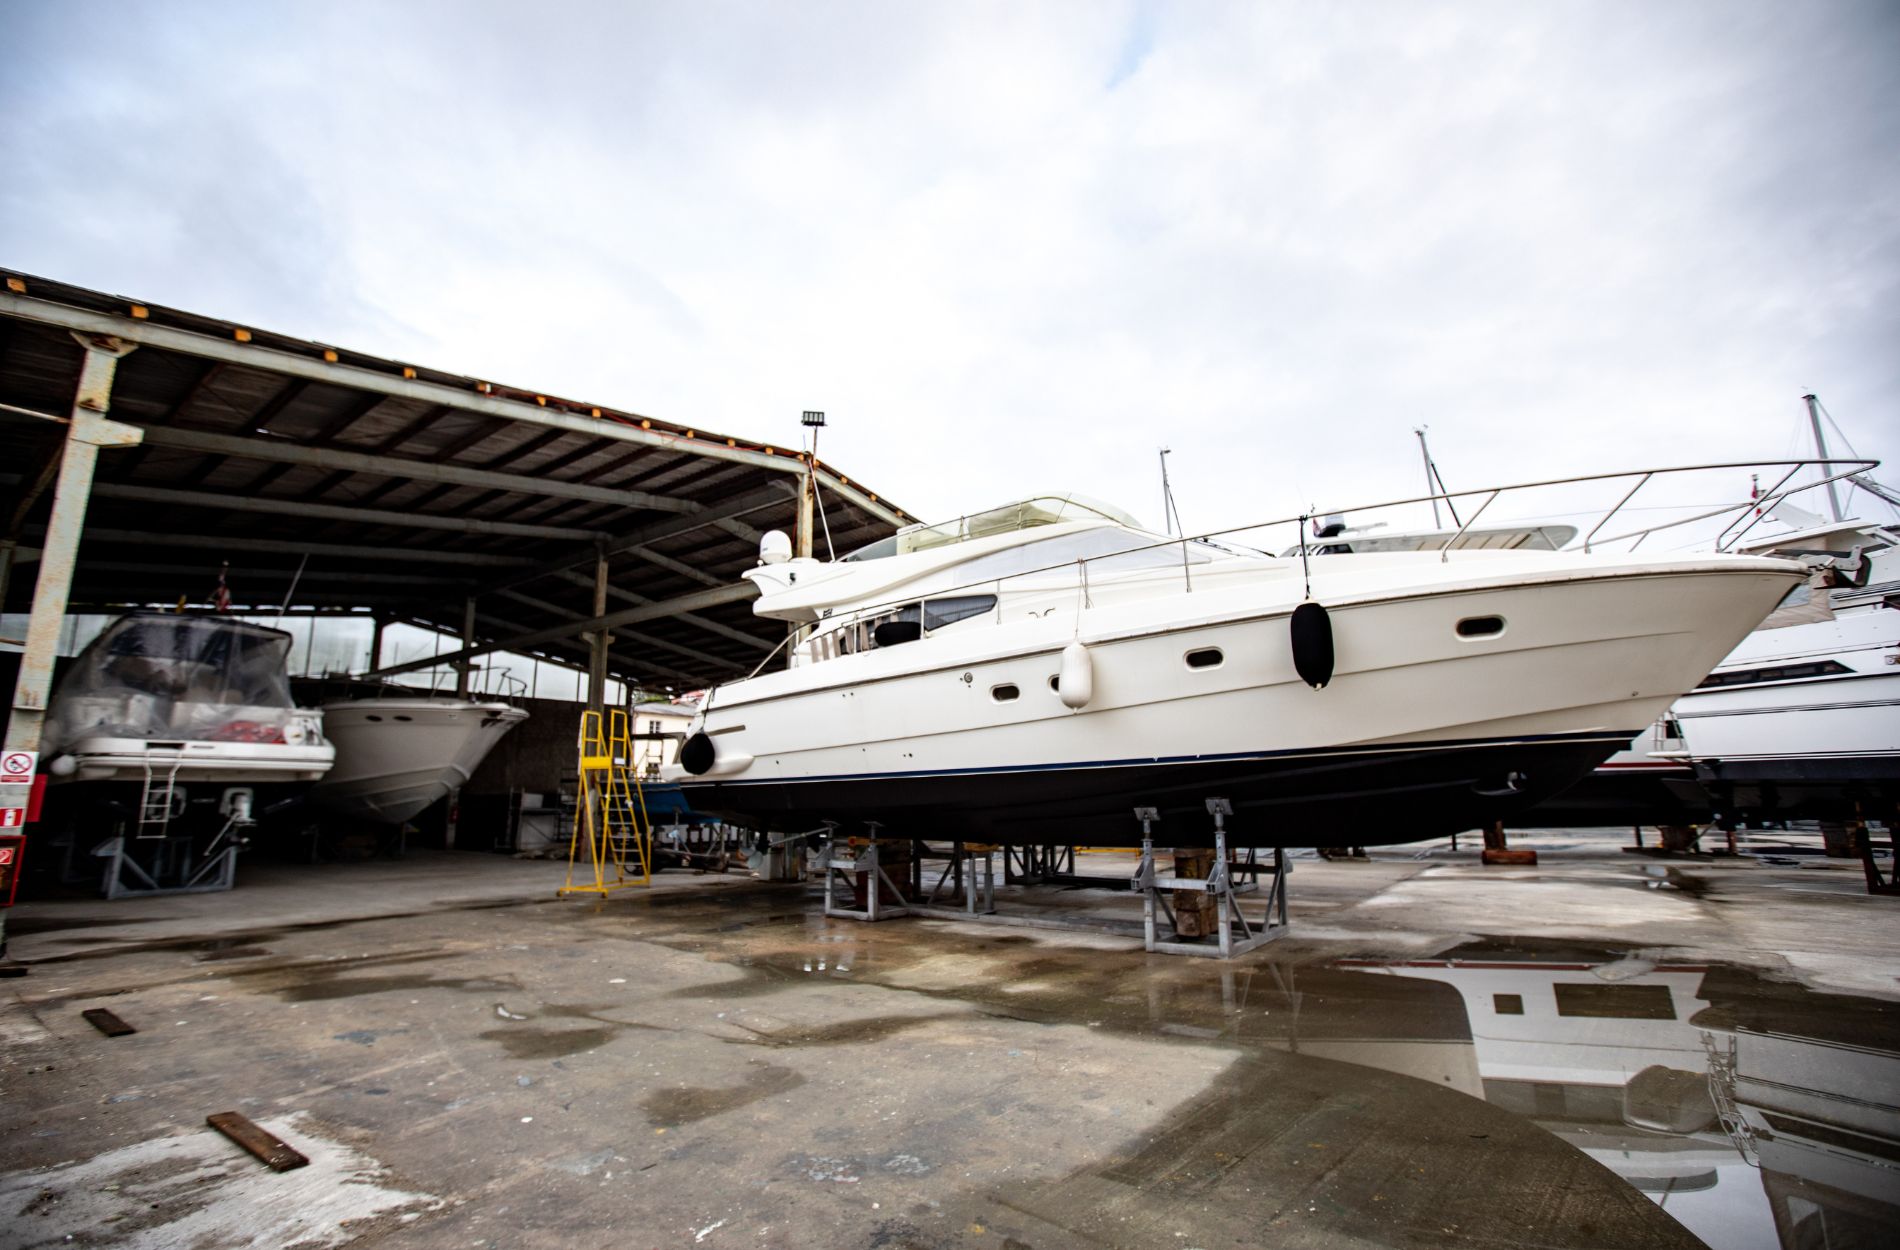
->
1058, 640, 1093, 709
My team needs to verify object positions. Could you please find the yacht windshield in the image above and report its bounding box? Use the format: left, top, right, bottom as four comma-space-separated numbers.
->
842, 494, 1144, 562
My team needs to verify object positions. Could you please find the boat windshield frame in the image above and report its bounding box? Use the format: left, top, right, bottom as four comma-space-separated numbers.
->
840, 494, 1145, 563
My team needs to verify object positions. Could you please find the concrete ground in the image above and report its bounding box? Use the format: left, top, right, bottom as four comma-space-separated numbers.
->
1, 831, 1896, 1249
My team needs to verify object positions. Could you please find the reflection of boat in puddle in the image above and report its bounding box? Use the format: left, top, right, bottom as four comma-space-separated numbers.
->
1299, 951, 1900, 1250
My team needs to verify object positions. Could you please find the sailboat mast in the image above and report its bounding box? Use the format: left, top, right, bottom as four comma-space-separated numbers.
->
1804, 393, 1845, 523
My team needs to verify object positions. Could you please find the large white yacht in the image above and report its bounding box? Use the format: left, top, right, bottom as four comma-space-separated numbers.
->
665, 492, 1801, 847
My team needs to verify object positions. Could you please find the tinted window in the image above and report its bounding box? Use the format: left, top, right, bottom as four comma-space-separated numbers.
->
924, 595, 996, 630
1457, 616, 1505, 638
992, 684, 1020, 702
1186, 648, 1223, 669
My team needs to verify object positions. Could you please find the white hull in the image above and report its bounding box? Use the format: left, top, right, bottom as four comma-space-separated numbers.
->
1675, 610, 1900, 776
309, 698, 527, 826
58, 736, 335, 785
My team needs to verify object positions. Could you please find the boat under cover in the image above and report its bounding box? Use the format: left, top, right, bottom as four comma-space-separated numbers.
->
43, 613, 333, 786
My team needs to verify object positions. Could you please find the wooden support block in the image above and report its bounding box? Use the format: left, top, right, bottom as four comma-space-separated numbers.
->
1481, 848, 1539, 866
81, 1007, 136, 1036
206, 1111, 309, 1172
1173, 850, 1217, 937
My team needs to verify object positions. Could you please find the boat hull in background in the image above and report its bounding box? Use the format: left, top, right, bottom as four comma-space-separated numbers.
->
310, 698, 528, 826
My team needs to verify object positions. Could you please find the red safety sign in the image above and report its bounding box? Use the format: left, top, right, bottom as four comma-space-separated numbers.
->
0, 750, 35, 781
0, 810, 21, 828
0, 834, 23, 906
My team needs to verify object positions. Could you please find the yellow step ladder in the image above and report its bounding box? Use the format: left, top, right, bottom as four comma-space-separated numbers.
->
560, 709, 652, 896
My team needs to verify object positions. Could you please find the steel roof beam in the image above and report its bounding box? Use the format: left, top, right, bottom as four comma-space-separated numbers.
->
1, 290, 911, 527
84, 481, 610, 541
55, 527, 537, 566
362, 582, 758, 679
494, 589, 735, 674
130, 424, 695, 513
463, 608, 705, 688
548, 569, 771, 653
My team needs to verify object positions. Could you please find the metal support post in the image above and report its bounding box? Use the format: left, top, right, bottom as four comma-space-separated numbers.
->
4, 335, 141, 760
586, 550, 610, 713
368, 614, 386, 671
455, 597, 476, 696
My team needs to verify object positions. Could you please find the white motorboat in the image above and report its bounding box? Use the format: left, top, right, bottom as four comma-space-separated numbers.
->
667, 487, 1802, 847
309, 696, 528, 826
43, 613, 333, 789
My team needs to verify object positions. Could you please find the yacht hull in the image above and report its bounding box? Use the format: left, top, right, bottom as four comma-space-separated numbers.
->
310, 698, 527, 826
684, 732, 1628, 845
56, 737, 335, 785
678, 564, 1799, 847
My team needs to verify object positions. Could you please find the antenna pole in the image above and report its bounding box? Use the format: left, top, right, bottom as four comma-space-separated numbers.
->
1804, 394, 1844, 523
1415, 427, 1442, 528
1158, 448, 1177, 536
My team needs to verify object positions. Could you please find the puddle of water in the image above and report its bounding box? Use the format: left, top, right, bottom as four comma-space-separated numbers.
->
477, 1025, 619, 1060
581, 895, 1899, 1249
641, 1061, 805, 1126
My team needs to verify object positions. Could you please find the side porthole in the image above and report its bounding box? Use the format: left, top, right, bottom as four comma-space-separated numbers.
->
1047, 675, 1061, 693
1457, 615, 1505, 638
992, 683, 1020, 702
1185, 647, 1224, 670
364, 714, 383, 722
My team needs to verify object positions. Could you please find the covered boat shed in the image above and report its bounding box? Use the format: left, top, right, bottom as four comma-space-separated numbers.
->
0, 269, 910, 761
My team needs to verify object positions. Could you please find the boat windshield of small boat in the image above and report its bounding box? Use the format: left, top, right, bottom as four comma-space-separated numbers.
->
46, 613, 319, 752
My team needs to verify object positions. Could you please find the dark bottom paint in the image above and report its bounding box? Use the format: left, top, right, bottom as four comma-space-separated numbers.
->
1508, 766, 1714, 830
679, 734, 1632, 848
1695, 754, 1900, 822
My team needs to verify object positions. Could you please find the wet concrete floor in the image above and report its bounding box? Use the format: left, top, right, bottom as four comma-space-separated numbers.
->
1, 834, 1897, 1249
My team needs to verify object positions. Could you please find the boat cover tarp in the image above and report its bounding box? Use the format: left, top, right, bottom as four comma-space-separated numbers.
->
46, 613, 299, 751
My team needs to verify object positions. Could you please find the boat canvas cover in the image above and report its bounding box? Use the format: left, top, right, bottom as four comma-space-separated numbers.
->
46, 613, 300, 751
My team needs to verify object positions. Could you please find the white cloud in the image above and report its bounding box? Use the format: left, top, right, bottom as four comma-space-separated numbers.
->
4, 0, 1895, 536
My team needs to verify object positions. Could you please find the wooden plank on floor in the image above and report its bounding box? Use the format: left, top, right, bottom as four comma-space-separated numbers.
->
206, 1111, 310, 1172
81, 1007, 136, 1036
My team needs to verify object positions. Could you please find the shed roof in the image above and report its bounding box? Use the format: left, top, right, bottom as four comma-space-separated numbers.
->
1, 270, 910, 688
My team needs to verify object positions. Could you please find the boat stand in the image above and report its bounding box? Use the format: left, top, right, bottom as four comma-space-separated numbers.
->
913, 842, 998, 916
821, 824, 915, 922
1131, 800, 1288, 959
94, 787, 254, 900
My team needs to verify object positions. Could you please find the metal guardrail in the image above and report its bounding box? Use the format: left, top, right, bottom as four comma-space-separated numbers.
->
746, 457, 1881, 678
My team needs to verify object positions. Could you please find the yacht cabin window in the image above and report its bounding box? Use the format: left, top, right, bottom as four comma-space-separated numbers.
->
811, 594, 998, 661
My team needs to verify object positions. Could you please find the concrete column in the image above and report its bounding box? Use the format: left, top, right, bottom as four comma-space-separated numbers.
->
585, 550, 610, 713
3, 335, 141, 759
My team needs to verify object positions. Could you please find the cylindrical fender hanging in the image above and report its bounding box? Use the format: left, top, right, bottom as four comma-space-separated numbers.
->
679, 732, 754, 777
680, 731, 716, 775
1058, 640, 1094, 709
1290, 601, 1334, 689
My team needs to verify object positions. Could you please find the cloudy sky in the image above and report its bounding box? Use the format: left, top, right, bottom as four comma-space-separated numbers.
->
4, 0, 1896, 539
